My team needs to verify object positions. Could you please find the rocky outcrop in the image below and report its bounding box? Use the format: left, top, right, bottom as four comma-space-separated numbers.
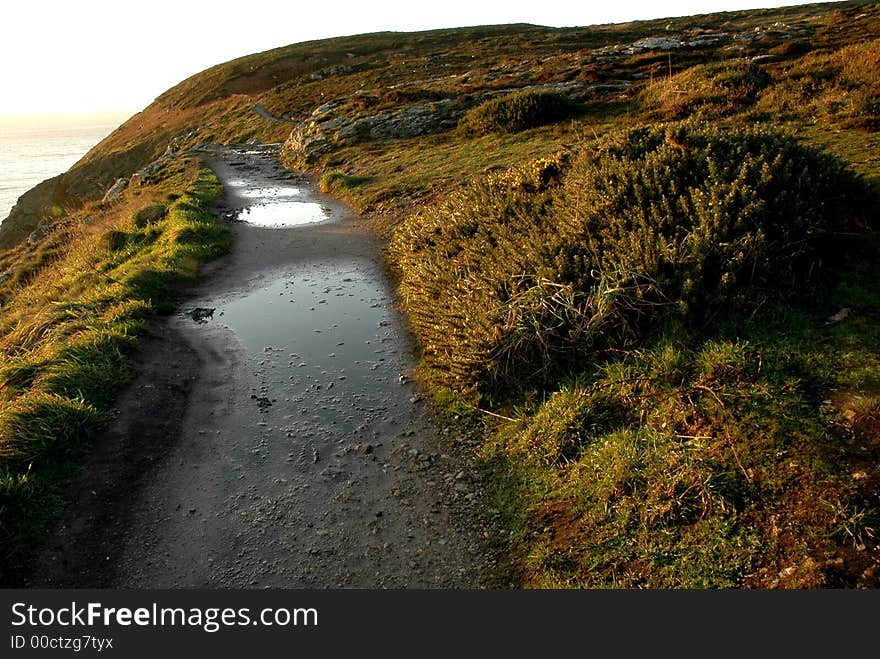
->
88, 143, 180, 201
733, 21, 806, 43
337, 98, 464, 141
128, 138, 186, 188
596, 34, 727, 57
101, 138, 189, 202
283, 97, 468, 164
308, 64, 355, 81
593, 21, 807, 58
0, 176, 62, 250
283, 82, 589, 165
27, 221, 51, 245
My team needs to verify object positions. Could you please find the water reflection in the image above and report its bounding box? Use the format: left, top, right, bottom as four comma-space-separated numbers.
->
238, 186, 302, 198
211, 260, 396, 388
236, 200, 330, 227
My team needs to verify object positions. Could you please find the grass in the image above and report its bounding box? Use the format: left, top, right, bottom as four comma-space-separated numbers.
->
318, 170, 372, 203
482, 289, 880, 587
755, 37, 880, 130
641, 61, 773, 120
0, 158, 227, 583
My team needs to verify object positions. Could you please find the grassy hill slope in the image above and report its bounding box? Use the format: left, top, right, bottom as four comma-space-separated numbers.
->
1, 0, 879, 587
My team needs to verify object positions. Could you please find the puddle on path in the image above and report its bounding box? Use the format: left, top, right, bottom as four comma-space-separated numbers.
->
186, 256, 412, 455
236, 201, 331, 227
237, 186, 303, 198
30, 144, 483, 589
203, 259, 402, 390
226, 173, 330, 227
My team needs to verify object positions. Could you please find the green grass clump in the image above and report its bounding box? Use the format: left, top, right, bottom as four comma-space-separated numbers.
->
0, 393, 106, 467
484, 300, 880, 588
319, 170, 371, 195
0, 160, 227, 582
390, 122, 873, 402
458, 90, 578, 136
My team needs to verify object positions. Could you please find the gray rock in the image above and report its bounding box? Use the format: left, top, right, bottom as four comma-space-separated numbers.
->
686, 34, 725, 47
336, 98, 464, 142
630, 37, 684, 52
595, 31, 736, 57
129, 160, 164, 187
102, 177, 129, 202
27, 222, 49, 245
284, 98, 465, 164
308, 64, 354, 81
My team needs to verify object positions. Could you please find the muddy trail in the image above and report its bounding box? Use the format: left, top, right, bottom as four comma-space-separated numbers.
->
27, 144, 489, 588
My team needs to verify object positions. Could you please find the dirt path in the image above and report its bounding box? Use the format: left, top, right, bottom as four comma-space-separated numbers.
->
28, 144, 489, 588
253, 103, 297, 124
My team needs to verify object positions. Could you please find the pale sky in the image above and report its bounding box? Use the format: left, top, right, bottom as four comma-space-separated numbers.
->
0, 0, 838, 117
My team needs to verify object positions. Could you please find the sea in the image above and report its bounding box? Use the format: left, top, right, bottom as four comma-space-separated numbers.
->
0, 111, 133, 224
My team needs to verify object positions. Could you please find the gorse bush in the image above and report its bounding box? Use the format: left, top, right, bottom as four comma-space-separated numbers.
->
390, 122, 872, 402
390, 155, 567, 399
458, 90, 578, 136
556, 122, 872, 316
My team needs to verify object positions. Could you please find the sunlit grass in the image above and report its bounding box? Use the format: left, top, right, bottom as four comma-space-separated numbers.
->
1, 0, 879, 589
0, 159, 227, 580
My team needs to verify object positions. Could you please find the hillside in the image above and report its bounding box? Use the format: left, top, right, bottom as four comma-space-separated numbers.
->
1, 1, 879, 587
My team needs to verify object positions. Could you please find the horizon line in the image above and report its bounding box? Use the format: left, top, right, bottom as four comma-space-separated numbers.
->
0, 109, 138, 128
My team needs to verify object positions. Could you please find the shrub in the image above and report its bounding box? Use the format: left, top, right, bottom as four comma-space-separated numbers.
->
458, 90, 578, 136
101, 230, 128, 252
390, 155, 567, 399
133, 203, 168, 228
555, 122, 872, 318
390, 122, 872, 401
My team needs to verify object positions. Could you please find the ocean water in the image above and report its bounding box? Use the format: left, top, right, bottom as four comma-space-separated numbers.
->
0, 113, 131, 223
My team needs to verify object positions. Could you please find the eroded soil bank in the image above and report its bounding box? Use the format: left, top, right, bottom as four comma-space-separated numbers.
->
28, 145, 488, 588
